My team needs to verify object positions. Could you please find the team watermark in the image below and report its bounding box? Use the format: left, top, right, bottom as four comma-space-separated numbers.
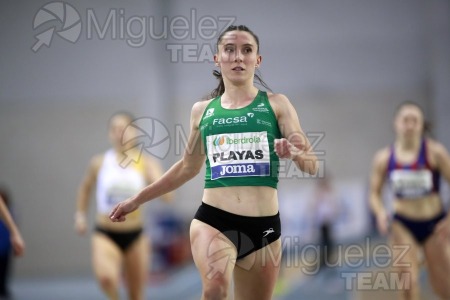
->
340, 271, 411, 291
284, 237, 412, 291
31, 1, 236, 61
205, 234, 412, 291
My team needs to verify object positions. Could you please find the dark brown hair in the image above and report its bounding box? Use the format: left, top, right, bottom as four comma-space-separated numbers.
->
0, 187, 10, 207
209, 25, 272, 99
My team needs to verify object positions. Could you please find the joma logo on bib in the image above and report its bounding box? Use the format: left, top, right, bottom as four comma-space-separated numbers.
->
220, 164, 255, 176
213, 162, 270, 178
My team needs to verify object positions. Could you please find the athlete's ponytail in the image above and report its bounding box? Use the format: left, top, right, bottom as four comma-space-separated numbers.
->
210, 70, 225, 99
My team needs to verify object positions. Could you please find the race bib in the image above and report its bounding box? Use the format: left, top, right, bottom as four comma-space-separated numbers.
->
106, 186, 138, 208
390, 169, 433, 199
206, 131, 270, 180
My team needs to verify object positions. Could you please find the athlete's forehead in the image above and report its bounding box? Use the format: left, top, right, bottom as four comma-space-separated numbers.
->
397, 105, 423, 119
109, 114, 131, 130
219, 31, 257, 47
110, 114, 129, 123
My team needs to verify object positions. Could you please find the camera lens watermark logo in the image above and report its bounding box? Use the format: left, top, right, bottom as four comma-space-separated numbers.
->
31, 3, 236, 62
32, 2, 81, 52
120, 117, 171, 168
206, 230, 256, 279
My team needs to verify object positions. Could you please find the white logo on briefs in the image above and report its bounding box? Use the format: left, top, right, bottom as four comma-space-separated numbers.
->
263, 228, 275, 237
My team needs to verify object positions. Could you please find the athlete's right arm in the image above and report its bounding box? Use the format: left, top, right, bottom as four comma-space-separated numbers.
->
0, 196, 25, 256
110, 101, 208, 222
369, 148, 390, 236
74, 155, 102, 235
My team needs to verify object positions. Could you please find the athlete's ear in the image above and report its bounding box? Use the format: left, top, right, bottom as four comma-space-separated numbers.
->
393, 116, 399, 135
256, 55, 262, 67
214, 54, 220, 67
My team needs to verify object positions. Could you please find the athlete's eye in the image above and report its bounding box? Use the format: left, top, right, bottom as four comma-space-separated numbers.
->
224, 46, 234, 53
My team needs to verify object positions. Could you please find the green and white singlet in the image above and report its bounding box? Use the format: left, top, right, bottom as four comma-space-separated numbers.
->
199, 90, 282, 189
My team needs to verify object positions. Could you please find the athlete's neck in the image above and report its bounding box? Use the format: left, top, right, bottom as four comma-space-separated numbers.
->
221, 86, 259, 108
396, 136, 421, 151
112, 146, 129, 159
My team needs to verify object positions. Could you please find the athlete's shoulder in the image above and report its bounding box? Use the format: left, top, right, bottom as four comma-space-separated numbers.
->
192, 98, 214, 118
266, 92, 293, 118
92, 153, 105, 164
88, 153, 105, 174
267, 92, 290, 104
426, 138, 450, 159
372, 146, 391, 169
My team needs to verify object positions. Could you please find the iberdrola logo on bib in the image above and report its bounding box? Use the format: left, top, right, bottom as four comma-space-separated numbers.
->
213, 136, 226, 147
212, 134, 262, 149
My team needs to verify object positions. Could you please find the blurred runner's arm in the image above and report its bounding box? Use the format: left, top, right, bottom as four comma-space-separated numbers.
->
0, 196, 25, 256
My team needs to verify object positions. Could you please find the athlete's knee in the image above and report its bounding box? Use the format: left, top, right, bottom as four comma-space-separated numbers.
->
407, 269, 420, 287
435, 289, 450, 300
202, 276, 230, 300
127, 290, 144, 300
394, 267, 419, 293
126, 282, 145, 300
98, 274, 119, 291
431, 282, 450, 299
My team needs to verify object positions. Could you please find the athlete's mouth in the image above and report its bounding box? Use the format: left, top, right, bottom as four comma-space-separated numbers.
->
232, 66, 245, 71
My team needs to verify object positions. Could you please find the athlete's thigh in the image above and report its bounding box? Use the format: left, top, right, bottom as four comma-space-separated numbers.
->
123, 235, 149, 298
389, 222, 421, 277
423, 232, 450, 288
233, 238, 282, 300
91, 233, 123, 279
190, 219, 237, 283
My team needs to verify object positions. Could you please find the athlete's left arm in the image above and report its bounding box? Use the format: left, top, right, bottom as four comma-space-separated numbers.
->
434, 142, 450, 184
432, 141, 450, 239
270, 93, 318, 175
144, 156, 174, 203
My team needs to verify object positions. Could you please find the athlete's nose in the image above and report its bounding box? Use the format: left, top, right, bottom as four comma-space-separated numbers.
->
234, 50, 243, 62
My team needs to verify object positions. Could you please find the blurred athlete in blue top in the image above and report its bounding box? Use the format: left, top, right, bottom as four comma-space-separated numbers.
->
370, 102, 450, 299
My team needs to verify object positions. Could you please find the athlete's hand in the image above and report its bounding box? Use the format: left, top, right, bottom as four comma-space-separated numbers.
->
109, 198, 139, 222
434, 215, 450, 242
74, 212, 87, 235
376, 211, 389, 236
10, 231, 25, 256
74, 217, 87, 235
274, 138, 300, 160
